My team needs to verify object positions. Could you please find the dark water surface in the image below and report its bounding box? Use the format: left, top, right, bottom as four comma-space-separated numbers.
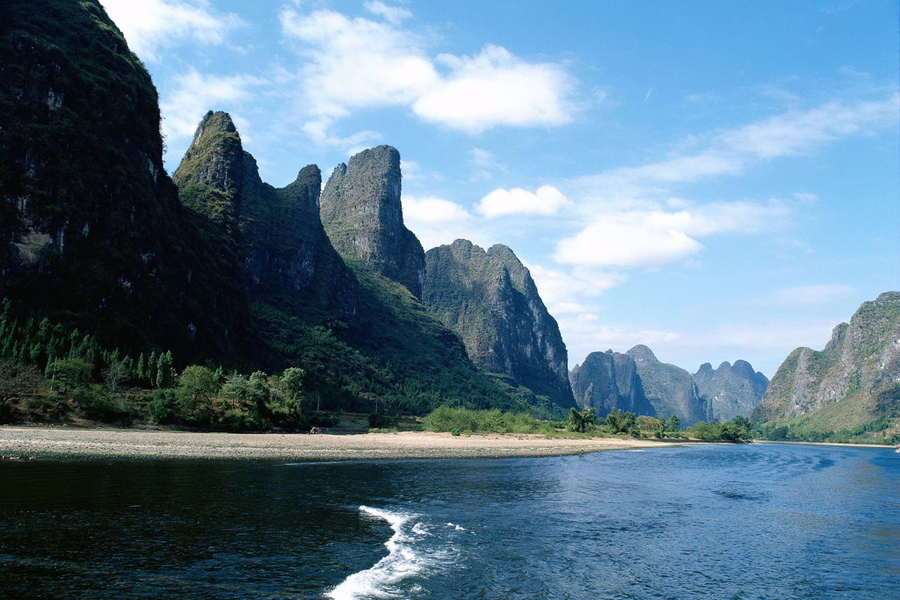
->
0, 443, 897, 599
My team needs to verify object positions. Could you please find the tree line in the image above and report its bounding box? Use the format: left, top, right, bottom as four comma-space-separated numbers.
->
0, 299, 333, 430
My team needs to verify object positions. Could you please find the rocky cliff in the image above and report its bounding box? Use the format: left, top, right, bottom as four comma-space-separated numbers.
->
693, 360, 768, 422
626, 345, 710, 424
752, 292, 900, 439
0, 0, 253, 357
173, 111, 357, 315
423, 239, 574, 409
570, 350, 655, 416
319, 146, 425, 300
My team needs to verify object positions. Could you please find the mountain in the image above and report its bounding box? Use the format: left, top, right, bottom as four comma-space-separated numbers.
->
0, 0, 568, 418
422, 239, 575, 410
570, 350, 655, 416
752, 292, 900, 442
172, 111, 357, 317
172, 117, 555, 415
319, 146, 425, 300
626, 345, 711, 425
0, 0, 254, 360
693, 360, 768, 422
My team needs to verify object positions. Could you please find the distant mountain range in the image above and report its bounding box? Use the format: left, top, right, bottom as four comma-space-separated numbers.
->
570, 345, 766, 425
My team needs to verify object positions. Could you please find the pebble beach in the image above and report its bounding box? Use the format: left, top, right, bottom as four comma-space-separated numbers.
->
0, 426, 668, 461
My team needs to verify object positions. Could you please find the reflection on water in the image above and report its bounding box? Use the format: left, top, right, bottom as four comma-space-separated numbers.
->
0, 444, 897, 599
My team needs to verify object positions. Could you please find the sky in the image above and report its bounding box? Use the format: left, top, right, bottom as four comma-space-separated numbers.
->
98, 0, 899, 378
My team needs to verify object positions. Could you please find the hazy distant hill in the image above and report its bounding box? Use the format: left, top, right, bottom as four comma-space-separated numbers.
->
694, 360, 768, 421
626, 345, 711, 425
569, 350, 655, 416
752, 292, 900, 443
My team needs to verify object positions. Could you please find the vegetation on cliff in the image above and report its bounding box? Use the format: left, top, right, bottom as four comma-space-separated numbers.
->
752, 292, 900, 445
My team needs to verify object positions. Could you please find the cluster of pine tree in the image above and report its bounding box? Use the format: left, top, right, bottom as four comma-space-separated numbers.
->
0, 299, 323, 430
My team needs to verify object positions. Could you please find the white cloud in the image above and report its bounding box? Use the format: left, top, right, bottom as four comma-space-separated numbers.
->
477, 185, 571, 218
470, 147, 505, 179
554, 212, 705, 267
569, 94, 899, 205
561, 317, 682, 366
100, 0, 242, 62
402, 195, 475, 251
161, 69, 265, 139
554, 200, 792, 268
721, 95, 899, 159
525, 263, 626, 314
403, 196, 472, 224
412, 45, 575, 133
281, 8, 438, 119
279, 8, 576, 145
556, 94, 898, 268
364, 1, 413, 24
766, 284, 857, 307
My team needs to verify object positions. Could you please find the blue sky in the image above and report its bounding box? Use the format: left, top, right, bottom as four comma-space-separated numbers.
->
99, 0, 899, 377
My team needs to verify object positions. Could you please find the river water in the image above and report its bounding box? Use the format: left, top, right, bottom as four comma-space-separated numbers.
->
0, 443, 897, 599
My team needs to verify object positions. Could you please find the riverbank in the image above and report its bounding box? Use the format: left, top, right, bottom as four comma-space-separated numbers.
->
0, 426, 672, 460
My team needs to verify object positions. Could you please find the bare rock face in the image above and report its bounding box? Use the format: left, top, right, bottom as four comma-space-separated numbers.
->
423, 239, 575, 409
570, 350, 655, 416
173, 111, 357, 315
319, 146, 425, 300
693, 360, 768, 422
753, 292, 900, 427
626, 345, 711, 425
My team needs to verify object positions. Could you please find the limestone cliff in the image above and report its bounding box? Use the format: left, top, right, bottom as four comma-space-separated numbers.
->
0, 0, 253, 356
693, 360, 768, 422
173, 111, 357, 315
423, 239, 575, 409
570, 350, 655, 416
319, 146, 425, 300
626, 345, 711, 424
753, 292, 900, 437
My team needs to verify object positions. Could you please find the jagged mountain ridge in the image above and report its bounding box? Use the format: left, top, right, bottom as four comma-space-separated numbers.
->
569, 350, 655, 416
0, 0, 575, 417
171, 114, 565, 414
625, 345, 711, 425
173, 111, 357, 316
694, 360, 769, 422
423, 239, 575, 409
752, 292, 900, 439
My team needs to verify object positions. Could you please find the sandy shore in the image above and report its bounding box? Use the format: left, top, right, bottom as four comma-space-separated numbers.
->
0, 426, 671, 461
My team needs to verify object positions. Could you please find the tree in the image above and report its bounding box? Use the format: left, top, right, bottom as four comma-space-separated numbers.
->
104, 358, 132, 392
568, 407, 596, 433
606, 409, 625, 433
668, 415, 681, 432
280, 367, 305, 403
176, 365, 219, 425
156, 351, 175, 389
0, 360, 43, 404
46, 357, 93, 394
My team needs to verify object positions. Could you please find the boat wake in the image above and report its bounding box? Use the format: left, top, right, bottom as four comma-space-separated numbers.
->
326, 506, 457, 600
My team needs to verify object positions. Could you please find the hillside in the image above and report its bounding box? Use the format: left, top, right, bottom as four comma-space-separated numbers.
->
423, 240, 574, 409
0, 0, 570, 421
752, 292, 900, 443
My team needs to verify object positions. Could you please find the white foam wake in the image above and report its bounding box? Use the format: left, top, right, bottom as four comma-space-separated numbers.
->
326, 506, 430, 600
